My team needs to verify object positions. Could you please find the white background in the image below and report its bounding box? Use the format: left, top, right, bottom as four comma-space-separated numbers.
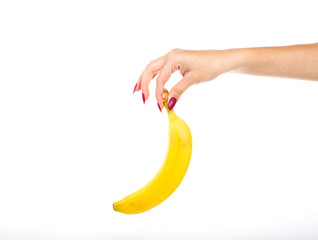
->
1, 1, 318, 239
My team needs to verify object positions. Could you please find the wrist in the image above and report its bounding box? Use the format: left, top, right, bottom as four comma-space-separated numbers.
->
223, 48, 250, 73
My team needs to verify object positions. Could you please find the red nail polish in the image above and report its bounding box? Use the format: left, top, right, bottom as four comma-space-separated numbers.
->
168, 97, 177, 110
157, 102, 162, 112
142, 93, 145, 104
133, 83, 137, 93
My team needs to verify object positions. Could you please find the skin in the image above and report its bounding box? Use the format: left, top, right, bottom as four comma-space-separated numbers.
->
134, 43, 318, 110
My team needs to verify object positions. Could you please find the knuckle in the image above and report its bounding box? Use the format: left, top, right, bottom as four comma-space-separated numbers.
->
173, 87, 183, 96
157, 75, 166, 84
140, 79, 146, 87
168, 49, 182, 63
156, 87, 162, 94
170, 48, 181, 54
159, 78, 167, 84
157, 77, 164, 83
146, 60, 155, 69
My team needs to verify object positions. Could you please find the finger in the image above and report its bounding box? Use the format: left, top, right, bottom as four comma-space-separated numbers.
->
155, 51, 183, 109
168, 73, 194, 110
135, 70, 159, 93
140, 57, 166, 102
135, 50, 172, 95
134, 72, 143, 93
140, 70, 153, 102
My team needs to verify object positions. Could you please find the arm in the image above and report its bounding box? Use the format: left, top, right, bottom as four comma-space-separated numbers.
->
135, 43, 318, 111
231, 43, 318, 80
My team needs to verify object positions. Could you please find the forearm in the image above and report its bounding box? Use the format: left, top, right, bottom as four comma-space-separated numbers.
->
228, 43, 318, 80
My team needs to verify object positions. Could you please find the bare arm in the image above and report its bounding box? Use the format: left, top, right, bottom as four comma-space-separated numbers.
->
232, 43, 318, 80
135, 43, 318, 111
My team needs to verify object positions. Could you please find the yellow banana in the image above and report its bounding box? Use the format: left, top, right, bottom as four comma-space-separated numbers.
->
113, 90, 192, 214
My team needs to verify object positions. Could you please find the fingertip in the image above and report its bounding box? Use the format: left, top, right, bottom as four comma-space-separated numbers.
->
133, 83, 137, 93
157, 102, 162, 112
155, 91, 163, 108
168, 96, 177, 110
142, 92, 145, 104
144, 88, 150, 101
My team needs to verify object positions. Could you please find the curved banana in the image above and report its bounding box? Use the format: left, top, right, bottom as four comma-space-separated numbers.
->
113, 90, 192, 214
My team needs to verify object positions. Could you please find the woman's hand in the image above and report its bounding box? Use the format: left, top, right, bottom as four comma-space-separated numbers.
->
133, 49, 236, 111
134, 43, 318, 111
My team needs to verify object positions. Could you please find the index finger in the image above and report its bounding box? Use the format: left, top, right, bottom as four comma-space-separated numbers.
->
155, 64, 172, 109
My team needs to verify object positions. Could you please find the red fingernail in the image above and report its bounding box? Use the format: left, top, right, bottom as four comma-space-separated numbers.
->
168, 97, 177, 110
142, 93, 145, 104
133, 83, 137, 93
157, 102, 162, 112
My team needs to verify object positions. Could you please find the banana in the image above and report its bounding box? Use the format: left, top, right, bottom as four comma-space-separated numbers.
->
113, 90, 192, 214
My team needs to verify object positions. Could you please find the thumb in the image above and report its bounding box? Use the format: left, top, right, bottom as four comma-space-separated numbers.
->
168, 74, 194, 110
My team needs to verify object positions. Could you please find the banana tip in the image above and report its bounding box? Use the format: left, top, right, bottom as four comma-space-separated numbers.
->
113, 202, 118, 212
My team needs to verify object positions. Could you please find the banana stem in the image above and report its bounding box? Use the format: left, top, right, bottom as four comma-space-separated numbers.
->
163, 89, 169, 111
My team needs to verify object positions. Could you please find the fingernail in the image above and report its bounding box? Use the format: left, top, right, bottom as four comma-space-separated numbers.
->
168, 97, 177, 110
157, 102, 162, 112
142, 93, 145, 104
133, 83, 137, 93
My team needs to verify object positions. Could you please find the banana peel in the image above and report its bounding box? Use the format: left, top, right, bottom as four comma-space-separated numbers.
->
113, 89, 192, 214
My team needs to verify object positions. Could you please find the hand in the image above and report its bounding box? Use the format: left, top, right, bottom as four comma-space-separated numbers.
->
133, 48, 234, 111
134, 43, 318, 111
